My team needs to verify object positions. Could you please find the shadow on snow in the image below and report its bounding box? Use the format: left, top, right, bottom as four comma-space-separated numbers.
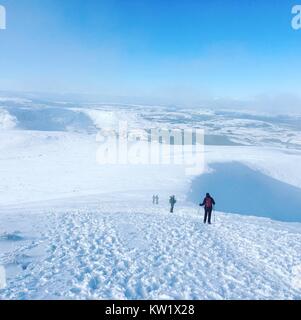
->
188, 162, 301, 223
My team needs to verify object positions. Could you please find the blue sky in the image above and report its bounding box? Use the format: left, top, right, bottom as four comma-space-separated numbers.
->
0, 0, 300, 108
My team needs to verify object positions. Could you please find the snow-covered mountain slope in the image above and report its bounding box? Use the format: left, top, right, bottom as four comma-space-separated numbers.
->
1, 129, 301, 220
1, 98, 301, 299
0, 130, 189, 206
1, 198, 301, 300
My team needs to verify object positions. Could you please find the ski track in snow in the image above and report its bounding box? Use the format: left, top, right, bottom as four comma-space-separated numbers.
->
1, 202, 301, 300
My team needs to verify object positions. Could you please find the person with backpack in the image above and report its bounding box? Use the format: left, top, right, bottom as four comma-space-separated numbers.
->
199, 193, 216, 224
169, 195, 177, 213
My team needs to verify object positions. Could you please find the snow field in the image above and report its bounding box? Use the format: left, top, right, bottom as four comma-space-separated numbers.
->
1, 201, 301, 300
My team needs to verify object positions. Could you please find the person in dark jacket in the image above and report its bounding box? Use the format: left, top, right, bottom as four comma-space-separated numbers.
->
169, 195, 177, 213
199, 193, 216, 224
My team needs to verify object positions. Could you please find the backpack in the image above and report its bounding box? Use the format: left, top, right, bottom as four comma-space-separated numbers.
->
170, 197, 176, 205
205, 197, 212, 208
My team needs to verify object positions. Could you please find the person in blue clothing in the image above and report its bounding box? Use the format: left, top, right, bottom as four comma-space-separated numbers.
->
199, 193, 216, 224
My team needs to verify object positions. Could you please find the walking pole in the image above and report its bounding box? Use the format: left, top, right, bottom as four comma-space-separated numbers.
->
213, 206, 216, 223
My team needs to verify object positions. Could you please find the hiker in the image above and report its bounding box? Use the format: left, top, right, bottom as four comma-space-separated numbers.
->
200, 193, 216, 224
169, 195, 177, 213
153, 195, 156, 204
155, 195, 159, 205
